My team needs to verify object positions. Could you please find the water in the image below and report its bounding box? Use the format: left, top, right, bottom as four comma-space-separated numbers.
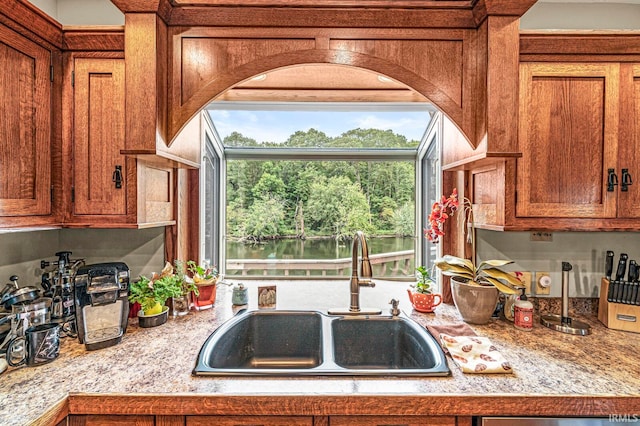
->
226, 236, 415, 278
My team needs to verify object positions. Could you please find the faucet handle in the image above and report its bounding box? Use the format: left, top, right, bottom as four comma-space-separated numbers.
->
359, 279, 375, 288
389, 298, 400, 316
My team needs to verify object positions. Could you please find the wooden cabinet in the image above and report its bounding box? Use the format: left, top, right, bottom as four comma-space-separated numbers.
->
471, 62, 640, 231
187, 416, 313, 425
68, 415, 154, 425
516, 62, 619, 219
66, 56, 175, 228
0, 22, 52, 222
329, 415, 458, 426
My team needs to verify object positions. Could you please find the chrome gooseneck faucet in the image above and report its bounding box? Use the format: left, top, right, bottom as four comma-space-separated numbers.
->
329, 231, 382, 315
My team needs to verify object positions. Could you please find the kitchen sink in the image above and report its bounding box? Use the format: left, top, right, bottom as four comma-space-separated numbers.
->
193, 310, 450, 376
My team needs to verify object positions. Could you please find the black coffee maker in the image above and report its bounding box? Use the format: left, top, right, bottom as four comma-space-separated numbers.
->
74, 262, 130, 351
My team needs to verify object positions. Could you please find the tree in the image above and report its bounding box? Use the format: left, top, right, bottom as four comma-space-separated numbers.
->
306, 176, 372, 239
252, 172, 286, 201
393, 202, 415, 236
244, 196, 286, 240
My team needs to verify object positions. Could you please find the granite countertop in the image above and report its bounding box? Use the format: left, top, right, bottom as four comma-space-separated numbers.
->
1, 280, 640, 425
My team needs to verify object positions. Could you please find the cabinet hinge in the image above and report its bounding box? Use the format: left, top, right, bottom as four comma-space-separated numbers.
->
71, 70, 74, 88
71, 187, 75, 203
50, 186, 54, 203
50, 65, 54, 82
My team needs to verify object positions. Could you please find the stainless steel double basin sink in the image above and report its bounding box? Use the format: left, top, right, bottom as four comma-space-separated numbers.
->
193, 310, 450, 376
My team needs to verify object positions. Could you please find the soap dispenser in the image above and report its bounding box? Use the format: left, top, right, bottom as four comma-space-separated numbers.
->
514, 287, 534, 331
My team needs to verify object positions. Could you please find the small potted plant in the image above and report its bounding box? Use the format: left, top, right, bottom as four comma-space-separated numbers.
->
407, 266, 442, 313
129, 262, 184, 327
186, 260, 219, 310
427, 189, 521, 324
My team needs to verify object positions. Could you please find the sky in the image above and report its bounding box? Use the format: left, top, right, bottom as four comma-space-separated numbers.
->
207, 109, 433, 145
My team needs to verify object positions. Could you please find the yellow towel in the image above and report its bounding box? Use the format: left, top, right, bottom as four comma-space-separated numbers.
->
439, 334, 513, 374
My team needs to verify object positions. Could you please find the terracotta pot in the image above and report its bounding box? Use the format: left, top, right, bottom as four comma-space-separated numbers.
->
407, 289, 442, 313
450, 278, 498, 325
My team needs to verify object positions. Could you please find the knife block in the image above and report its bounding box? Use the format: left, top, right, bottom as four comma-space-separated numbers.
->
598, 278, 640, 334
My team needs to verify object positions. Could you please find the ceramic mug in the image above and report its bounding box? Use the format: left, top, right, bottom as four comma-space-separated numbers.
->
407, 290, 442, 313
6, 323, 61, 367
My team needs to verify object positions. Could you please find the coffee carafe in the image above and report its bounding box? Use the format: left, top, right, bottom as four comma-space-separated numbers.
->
74, 262, 130, 351
41, 251, 85, 336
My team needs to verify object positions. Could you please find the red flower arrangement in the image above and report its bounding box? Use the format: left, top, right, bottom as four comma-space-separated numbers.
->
424, 188, 459, 243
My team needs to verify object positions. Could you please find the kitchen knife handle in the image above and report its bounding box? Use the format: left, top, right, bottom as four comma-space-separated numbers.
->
615, 253, 628, 281
605, 250, 614, 280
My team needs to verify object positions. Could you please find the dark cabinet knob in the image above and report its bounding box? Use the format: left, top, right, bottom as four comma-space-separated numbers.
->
621, 168, 633, 192
112, 165, 123, 189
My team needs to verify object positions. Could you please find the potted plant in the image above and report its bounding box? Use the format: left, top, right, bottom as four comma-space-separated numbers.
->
427, 189, 521, 324
170, 260, 198, 316
186, 260, 219, 310
407, 266, 442, 313
129, 262, 184, 327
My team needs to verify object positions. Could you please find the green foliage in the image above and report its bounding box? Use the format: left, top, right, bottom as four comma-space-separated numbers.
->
412, 265, 433, 294
434, 255, 521, 295
244, 196, 286, 239
225, 128, 417, 240
393, 203, 415, 236
129, 274, 183, 313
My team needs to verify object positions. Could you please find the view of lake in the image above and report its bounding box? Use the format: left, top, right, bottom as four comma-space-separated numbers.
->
226, 236, 416, 278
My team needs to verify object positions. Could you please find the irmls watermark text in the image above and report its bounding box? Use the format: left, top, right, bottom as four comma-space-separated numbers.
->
610, 414, 640, 423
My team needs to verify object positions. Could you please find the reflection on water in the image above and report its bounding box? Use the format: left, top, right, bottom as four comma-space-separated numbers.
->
226, 236, 416, 278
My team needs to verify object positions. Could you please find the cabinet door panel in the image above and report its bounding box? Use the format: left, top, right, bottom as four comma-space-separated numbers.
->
618, 64, 640, 218
329, 415, 456, 426
0, 23, 51, 217
517, 63, 618, 218
68, 414, 154, 425
187, 416, 312, 426
73, 58, 126, 216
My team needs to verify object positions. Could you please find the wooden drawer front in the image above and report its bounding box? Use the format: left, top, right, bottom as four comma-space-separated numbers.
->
187, 415, 313, 426
68, 414, 154, 425
329, 415, 457, 426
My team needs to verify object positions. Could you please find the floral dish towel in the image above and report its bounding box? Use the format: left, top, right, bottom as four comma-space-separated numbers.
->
439, 334, 513, 374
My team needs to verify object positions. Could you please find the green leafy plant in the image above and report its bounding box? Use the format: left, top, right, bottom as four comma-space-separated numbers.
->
434, 255, 520, 295
186, 260, 219, 284
411, 265, 434, 294
130, 261, 197, 314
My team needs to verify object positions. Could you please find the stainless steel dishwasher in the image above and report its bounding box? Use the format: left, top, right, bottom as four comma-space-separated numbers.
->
482, 418, 626, 426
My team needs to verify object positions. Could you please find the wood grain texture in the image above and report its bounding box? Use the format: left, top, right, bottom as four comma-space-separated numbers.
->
517, 62, 619, 218
0, 22, 52, 219
0, 0, 63, 48
187, 416, 313, 426
168, 8, 476, 28
63, 26, 125, 51
137, 161, 174, 225
172, 0, 474, 7
330, 415, 456, 426
470, 162, 505, 227
169, 27, 479, 148
73, 58, 127, 216
69, 414, 155, 426
30, 397, 68, 426
617, 64, 640, 218
67, 394, 640, 417
520, 32, 640, 61
157, 415, 185, 426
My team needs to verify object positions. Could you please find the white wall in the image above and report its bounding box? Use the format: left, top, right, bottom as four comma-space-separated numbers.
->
0, 228, 165, 288
522, 1, 640, 29
477, 230, 640, 298
29, 0, 124, 25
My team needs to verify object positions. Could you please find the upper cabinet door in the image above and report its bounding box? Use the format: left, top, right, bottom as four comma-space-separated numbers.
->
517, 63, 619, 218
73, 58, 126, 216
617, 64, 640, 218
0, 24, 51, 217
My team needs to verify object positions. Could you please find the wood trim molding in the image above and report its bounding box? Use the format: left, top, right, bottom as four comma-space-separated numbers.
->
0, 0, 62, 48
520, 31, 640, 62
62, 26, 125, 51
67, 394, 640, 417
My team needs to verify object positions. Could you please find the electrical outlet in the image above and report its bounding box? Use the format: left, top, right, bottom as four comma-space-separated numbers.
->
512, 271, 532, 295
536, 272, 551, 295
530, 232, 553, 242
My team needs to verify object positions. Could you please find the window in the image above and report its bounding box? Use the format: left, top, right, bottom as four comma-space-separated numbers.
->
203, 102, 440, 281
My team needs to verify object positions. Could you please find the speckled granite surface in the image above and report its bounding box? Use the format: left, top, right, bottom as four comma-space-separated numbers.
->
1, 280, 639, 426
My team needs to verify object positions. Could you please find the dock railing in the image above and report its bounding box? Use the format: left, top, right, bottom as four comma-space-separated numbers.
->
226, 249, 415, 278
